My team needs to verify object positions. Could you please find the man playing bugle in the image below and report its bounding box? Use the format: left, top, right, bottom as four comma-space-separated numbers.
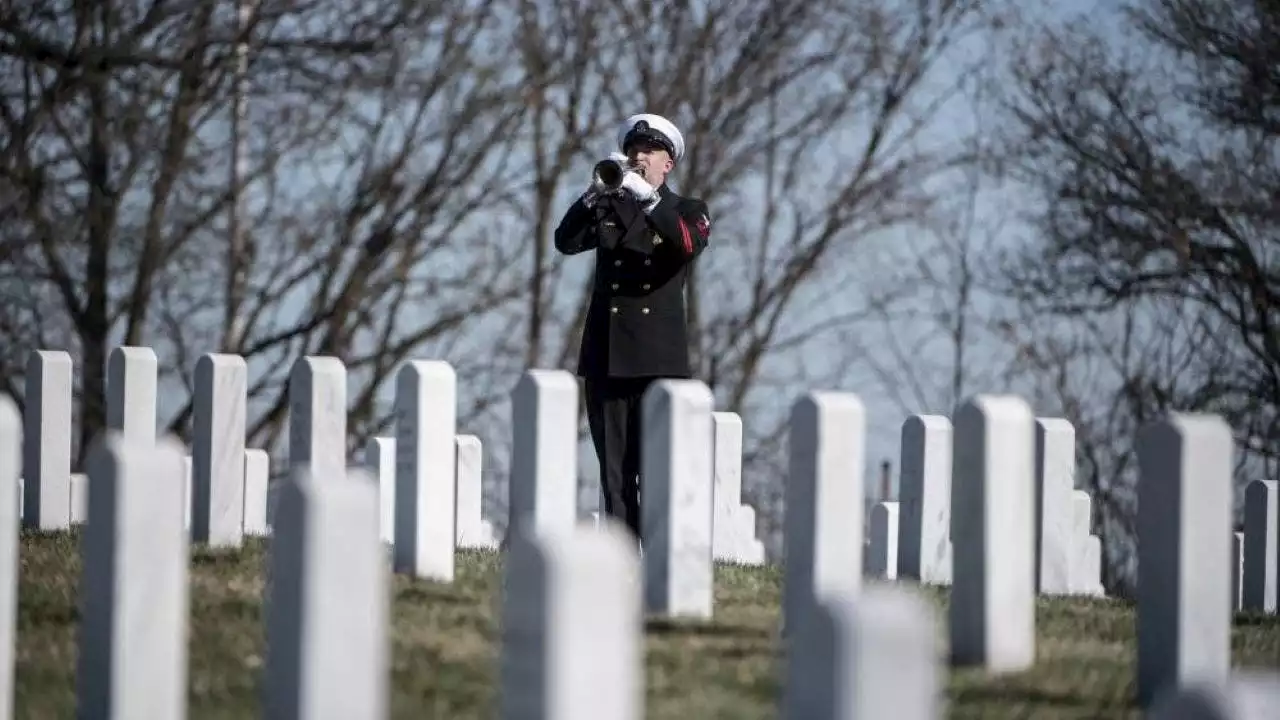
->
554, 113, 712, 544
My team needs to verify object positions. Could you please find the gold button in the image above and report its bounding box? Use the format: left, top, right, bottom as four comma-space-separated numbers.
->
611, 283, 619, 290
642, 283, 651, 290
641, 307, 650, 314
610, 306, 618, 313
614, 260, 621, 267
644, 259, 651, 266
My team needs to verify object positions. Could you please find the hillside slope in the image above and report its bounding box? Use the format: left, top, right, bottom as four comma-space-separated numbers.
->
16, 532, 1280, 718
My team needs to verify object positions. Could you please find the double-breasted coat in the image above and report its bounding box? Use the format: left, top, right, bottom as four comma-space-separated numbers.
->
553, 184, 711, 380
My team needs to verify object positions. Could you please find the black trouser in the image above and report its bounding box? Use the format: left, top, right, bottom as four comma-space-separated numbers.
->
584, 376, 656, 542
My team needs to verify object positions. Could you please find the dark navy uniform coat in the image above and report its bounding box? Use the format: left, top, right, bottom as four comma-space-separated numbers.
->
553, 184, 711, 380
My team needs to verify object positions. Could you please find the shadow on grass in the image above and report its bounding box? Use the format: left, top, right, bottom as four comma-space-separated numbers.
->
645, 617, 771, 639
952, 682, 1118, 709
1234, 612, 1280, 627
396, 582, 478, 607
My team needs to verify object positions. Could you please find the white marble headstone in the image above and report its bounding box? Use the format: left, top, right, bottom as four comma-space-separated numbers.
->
288, 356, 348, 482
783, 584, 939, 720
69, 473, 87, 525
393, 360, 457, 581
782, 392, 866, 637
1241, 479, 1277, 613
641, 380, 715, 619
950, 394, 1036, 673
867, 501, 899, 580
77, 435, 189, 718
364, 436, 396, 545
264, 465, 388, 719
896, 414, 952, 586
244, 449, 271, 536
192, 353, 248, 548
1034, 418, 1074, 595
1070, 490, 1103, 594
0, 396, 19, 715
183, 455, 192, 532
22, 350, 73, 531
711, 411, 765, 565
1136, 414, 1233, 707
105, 346, 158, 445
1147, 673, 1280, 719
500, 521, 642, 720
455, 434, 497, 550
1232, 531, 1244, 612
508, 370, 579, 543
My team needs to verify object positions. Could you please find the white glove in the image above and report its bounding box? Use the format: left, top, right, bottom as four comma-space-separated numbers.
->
620, 170, 659, 210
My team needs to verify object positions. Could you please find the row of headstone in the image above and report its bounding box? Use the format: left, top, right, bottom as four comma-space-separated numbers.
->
887, 412, 1105, 596
19, 347, 770, 567
0, 365, 764, 716
364, 434, 498, 549
805, 394, 1279, 714
1238, 479, 1278, 613
18, 348, 271, 545
587, 413, 766, 566
8, 345, 1280, 717
17, 453, 271, 539
17, 344, 1278, 620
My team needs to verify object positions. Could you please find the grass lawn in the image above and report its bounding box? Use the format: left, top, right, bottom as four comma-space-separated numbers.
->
16, 531, 1280, 718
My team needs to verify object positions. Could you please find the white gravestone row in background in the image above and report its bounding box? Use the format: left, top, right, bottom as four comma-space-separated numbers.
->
588, 410, 766, 568
17, 347, 273, 543
363, 434, 498, 550
11, 343, 1279, 633
12, 389, 787, 720
357, 362, 721, 624
12, 345, 770, 571
891, 411, 1105, 597
501, 372, 720, 621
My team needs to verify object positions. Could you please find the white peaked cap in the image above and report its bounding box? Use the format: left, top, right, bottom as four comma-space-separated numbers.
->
617, 113, 685, 162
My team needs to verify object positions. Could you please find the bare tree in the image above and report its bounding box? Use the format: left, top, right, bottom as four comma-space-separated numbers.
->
458, 0, 1007, 536
0, 0, 535, 462
2, 0, 1020, 546
986, 0, 1280, 594
634, 0, 1000, 541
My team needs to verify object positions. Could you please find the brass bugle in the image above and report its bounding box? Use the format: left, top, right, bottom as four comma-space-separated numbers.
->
594, 158, 627, 189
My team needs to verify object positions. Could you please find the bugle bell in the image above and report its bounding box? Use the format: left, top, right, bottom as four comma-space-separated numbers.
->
594, 158, 627, 189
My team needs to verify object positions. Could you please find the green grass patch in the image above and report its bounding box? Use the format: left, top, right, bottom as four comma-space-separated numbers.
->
16, 530, 1279, 718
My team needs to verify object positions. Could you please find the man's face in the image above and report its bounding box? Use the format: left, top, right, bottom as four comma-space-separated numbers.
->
626, 142, 673, 186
